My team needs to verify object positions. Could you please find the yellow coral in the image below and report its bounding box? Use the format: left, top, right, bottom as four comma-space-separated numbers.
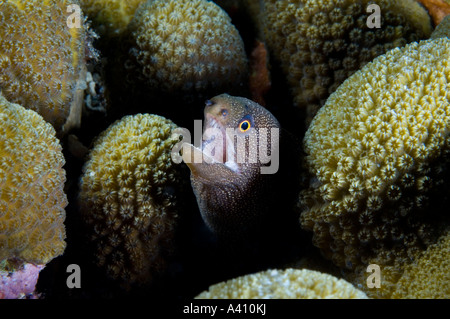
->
78, 114, 182, 286
0, 94, 67, 266
0, 0, 87, 132
261, 0, 432, 125
391, 228, 450, 299
79, 0, 146, 36
196, 268, 368, 299
126, 0, 248, 99
300, 38, 450, 297
431, 14, 450, 39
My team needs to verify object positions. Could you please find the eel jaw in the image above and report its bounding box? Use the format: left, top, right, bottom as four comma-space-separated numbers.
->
200, 113, 238, 170
181, 142, 239, 182
181, 111, 241, 181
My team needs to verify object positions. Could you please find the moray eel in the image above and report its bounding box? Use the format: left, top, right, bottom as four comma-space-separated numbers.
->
182, 93, 281, 239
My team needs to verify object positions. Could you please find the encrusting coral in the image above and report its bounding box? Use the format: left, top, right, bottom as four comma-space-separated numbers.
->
0, 94, 67, 267
78, 114, 182, 287
391, 228, 450, 299
0, 263, 44, 299
79, 0, 146, 37
261, 0, 432, 125
125, 0, 248, 101
195, 268, 368, 299
0, 0, 87, 133
299, 37, 450, 298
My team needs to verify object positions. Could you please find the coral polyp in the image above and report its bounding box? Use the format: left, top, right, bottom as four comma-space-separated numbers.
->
0, 94, 67, 266
79, 0, 146, 36
1, 0, 448, 301
78, 113, 182, 287
261, 0, 432, 125
0, 0, 87, 132
391, 228, 450, 299
300, 37, 450, 298
126, 0, 248, 100
196, 268, 368, 299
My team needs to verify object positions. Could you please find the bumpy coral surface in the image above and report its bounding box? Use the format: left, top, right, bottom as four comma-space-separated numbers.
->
126, 0, 248, 99
196, 268, 368, 299
261, 0, 432, 125
78, 114, 181, 286
0, 0, 87, 131
0, 94, 67, 266
391, 228, 450, 299
300, 38, 450, 296
80, 0, 146, 36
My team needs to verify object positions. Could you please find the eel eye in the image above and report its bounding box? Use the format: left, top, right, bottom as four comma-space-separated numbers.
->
239, 119, 251, 133
221, 109, 228, 117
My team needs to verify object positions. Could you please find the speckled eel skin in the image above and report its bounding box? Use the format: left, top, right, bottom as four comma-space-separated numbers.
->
182, 94, 281, 238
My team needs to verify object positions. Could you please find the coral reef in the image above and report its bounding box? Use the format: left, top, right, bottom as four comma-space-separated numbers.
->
391, 227, 449, 298
78, 114, 182, 287
431, 14, 450, 38
79, 0, 146, 37
0, 0, 445, 301
299, 37, 450, 298
196, 268, 368, 299
0, 94, 67, 266
261, 0, 432, 125
125, 0, 248, 101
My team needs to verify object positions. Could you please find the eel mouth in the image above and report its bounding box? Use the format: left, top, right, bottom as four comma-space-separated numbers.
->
202, 113, 237, 168
181, 113, 239, 176
202, 113, 227, 164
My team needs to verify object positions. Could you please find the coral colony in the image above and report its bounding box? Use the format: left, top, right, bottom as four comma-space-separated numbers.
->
263, 0, 432, 125
78, 114, 181, 288
0, 0, 449, 300
0, 0, 86, 132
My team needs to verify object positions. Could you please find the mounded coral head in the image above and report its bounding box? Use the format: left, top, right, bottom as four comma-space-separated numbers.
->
78, 113, 182, 287
0, 0, 87, 132
0, 94, 67, 266
300, 38, 450, 297
79, 0, 146, 37
195, 268, 368, 299
261, 0, 432, 125
126, 0, 248, 101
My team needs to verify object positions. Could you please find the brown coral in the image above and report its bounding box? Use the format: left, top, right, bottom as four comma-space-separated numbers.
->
261, 0, 432, 126
196, 268, 368, 299
0, 94, 67, 266
0, 0, 87, 132
126, 0, 248, 101
299, 38, 450, 298
78, 114, 182, 287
